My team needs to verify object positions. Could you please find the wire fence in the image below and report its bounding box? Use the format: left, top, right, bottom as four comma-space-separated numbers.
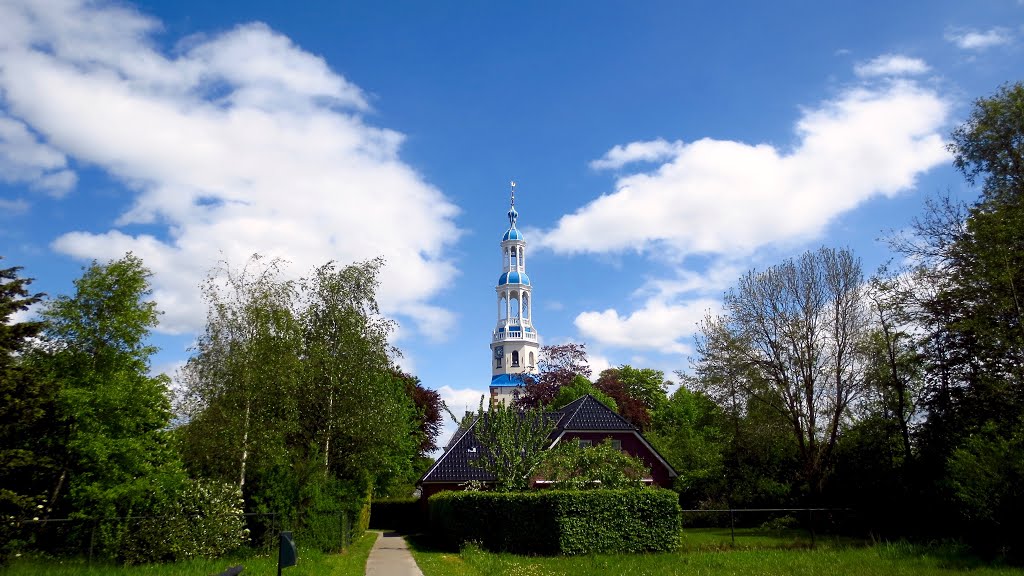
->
20, 512, 282, 562
681, 507, 860, 547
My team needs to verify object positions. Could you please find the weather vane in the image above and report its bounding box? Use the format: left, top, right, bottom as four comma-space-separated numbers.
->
510, 180, 516, 207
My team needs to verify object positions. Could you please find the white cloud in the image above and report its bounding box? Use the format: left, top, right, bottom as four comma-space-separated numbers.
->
945, 28, 1013, 50
0, 198, 30, 215
854, 54, 930, 78
554, 59, 951, 356
539, 75, 949, 258
432, 383, 486, 455
574, 297, 718, 354
585, 352, 613, 376
0, 0, 460, 336
590, 138, 683, 170
0, 114, 76, 196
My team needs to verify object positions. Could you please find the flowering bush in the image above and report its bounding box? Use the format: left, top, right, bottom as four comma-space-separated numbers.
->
118, 479, 246, 564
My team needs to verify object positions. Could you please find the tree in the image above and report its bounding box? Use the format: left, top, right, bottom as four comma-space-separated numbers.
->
594, 365, 669, 430
697, 247, 869, 499
884, 81, 1024, 548
0, 260, 48, 564
551, 374, 617, 412
647, 385, 726, 503
37, 254, 185, 556
516, 343, 591, 408
180, 256, 420, 548
470, 397, 554, 492
180, 255, 302, 493
536, 439, 649, 490
391, 370, 444, 457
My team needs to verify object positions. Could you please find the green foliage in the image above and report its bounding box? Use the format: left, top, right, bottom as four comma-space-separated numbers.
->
0, 260, 48, 565
180, 256, 418, 552
469, 397, 554, 492
428, 489, 680, 555
950, 81, 1024, 204
536, 439, 648, 490
648, 386, 727, 502
947, 419, 1024, 561
34, 254, 189, 559
118, 479, 246, 564
593, 366, 668, 430
370, 498, 422, 533
551, 375, 617, 411
5, 531, 380, 576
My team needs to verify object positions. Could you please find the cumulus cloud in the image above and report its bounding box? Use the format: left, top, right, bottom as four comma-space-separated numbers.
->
945, 27, 1013, 50
542, 76, 949, 257
0, 114, 76, 196
590, 139, 683, 170
0, 0, 460, 336
575, 297, 718, 355
854, 54, 930, 78
432, 384, 486, 455
550, 58, 950, 354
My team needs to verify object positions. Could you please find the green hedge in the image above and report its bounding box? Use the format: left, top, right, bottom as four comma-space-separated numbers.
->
428, 489, 680, 555
370, 498, 423, 533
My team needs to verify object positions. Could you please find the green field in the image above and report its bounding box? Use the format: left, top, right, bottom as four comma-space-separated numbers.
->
407, 529, 1024, 576
3, 531, 377, 576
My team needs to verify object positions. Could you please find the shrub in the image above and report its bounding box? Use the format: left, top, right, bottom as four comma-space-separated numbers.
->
119, 478, 246, 564
429, 488, 680, 555
536, 439, 650, 489
370, 498, 422, 533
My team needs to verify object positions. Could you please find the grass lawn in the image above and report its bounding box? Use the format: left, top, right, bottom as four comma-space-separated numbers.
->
407, 529, 1024, 576
3, 530, 378, 576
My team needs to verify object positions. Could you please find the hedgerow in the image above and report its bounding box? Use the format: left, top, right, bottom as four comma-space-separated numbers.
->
428, 488, 680, 555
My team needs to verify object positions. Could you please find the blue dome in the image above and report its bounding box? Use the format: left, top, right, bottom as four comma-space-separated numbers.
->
498, 271, 531, 286
502, 227, 523, 241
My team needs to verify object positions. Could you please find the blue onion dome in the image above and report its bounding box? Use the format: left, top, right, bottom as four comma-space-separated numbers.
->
502, 227, 524, 241
498, 271, 531, 286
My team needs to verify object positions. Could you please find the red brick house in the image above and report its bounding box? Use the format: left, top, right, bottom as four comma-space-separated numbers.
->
418, 394, 677, 499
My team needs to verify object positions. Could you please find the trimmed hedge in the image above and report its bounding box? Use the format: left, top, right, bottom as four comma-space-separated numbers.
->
428, 489, 680, 555
370, 498, 423, 533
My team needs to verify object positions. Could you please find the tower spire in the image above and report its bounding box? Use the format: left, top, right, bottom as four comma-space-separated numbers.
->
508, 180, 519, 228
491, 180, 538, 406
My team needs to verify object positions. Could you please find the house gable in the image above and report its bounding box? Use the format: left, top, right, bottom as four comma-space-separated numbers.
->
418, 394, 678, 491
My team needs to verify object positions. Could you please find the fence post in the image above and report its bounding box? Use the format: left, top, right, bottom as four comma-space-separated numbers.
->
809, 508, 816, 548
729, 509, 735, 546
88, 519, 97, 564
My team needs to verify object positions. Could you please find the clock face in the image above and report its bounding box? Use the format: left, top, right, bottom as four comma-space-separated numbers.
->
494, 346, 504, 359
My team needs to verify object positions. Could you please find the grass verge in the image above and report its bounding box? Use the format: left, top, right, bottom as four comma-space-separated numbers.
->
4, 530, 378, 576
406, 529, 1024, 576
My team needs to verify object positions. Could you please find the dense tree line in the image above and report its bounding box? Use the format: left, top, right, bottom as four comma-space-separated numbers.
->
0, 254, 442, 565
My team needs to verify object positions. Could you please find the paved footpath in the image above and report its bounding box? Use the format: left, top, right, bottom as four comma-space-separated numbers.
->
365, 531, 424, 576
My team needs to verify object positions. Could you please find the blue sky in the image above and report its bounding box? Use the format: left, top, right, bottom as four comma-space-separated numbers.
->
2, 0, 1022, 439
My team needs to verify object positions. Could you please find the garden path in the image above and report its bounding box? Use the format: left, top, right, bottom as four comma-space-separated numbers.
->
364, 531, 423, 576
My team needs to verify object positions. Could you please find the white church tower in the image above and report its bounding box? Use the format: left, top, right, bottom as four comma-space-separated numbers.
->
489, 181, 540, 405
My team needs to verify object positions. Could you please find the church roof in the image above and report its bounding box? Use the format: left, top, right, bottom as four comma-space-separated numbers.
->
498, 271, 531, 286
502, 227, 523, 241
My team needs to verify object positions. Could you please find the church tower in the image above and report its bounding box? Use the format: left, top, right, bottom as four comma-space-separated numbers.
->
490, 182, 540, 405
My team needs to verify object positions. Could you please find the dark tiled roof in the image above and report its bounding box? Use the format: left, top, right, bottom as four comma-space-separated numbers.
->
420, 394, 641, 485
552, 394, 637, 431
422, 416, 495, 483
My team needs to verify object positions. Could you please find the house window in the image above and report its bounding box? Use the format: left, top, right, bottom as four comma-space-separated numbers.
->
611, 439, 622, 451
578, 439, 592, 448
495, 357, 502, 368
511, 351, 519, 367
528, 351, 535, 368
